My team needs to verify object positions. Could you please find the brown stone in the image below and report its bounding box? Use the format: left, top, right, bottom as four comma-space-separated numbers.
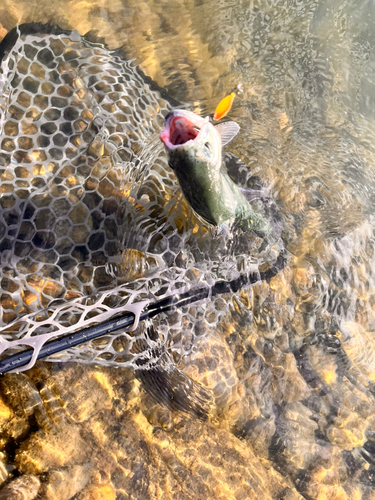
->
39, 464, 93, 500
0, 475, 40, 500
76, 484, 116, 500
15, 425, 89, 474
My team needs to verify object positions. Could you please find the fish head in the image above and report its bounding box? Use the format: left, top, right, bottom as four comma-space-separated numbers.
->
160, 109, 222, 175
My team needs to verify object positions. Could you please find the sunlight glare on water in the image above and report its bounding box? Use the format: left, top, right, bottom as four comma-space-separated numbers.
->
0, 1, 375, 499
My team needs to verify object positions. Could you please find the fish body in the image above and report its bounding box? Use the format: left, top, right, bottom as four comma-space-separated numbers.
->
160, 110, 271, 236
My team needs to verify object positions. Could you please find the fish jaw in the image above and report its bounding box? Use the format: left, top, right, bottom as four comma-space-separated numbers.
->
160, 109, 221, 173
159, 110, 209, 150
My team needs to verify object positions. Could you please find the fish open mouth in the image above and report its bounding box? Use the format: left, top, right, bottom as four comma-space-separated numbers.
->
160, 115, 199, 147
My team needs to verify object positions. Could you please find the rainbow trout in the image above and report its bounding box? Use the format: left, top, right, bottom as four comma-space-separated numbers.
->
160, 110, 272, 237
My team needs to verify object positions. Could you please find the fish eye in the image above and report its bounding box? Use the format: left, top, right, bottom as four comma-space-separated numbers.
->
204, 142, 211, 151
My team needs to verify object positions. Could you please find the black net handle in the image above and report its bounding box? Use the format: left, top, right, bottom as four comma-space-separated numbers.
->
0, 251, 286, 374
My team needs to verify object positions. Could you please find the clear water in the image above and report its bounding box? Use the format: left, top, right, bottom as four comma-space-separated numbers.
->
0, 1, 375, 499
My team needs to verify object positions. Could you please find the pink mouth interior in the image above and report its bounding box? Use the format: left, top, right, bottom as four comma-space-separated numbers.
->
164, 116, 199, 146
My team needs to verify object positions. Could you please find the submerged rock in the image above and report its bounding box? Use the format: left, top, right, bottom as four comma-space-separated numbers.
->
40, 464, 93, 500
0, 475, 40, 500
0, 6, 375, 500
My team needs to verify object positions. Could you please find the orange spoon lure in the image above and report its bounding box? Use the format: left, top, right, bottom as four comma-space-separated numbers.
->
213, 92, 235, 121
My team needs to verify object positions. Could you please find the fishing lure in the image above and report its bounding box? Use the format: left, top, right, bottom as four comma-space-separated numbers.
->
213, 92, 235, 121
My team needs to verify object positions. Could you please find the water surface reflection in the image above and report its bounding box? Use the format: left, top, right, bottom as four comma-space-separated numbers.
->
0, 1, 375, 499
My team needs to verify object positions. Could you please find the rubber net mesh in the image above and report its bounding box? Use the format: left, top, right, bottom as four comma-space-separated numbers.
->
0, 26, 280, 372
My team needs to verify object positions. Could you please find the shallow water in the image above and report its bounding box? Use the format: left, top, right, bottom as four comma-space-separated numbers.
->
0, 1, 375, 499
